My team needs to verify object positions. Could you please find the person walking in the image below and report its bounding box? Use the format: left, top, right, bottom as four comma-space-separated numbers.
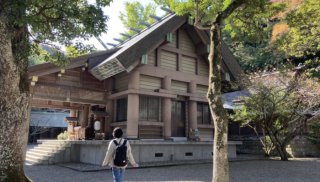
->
102, 127, 139, 182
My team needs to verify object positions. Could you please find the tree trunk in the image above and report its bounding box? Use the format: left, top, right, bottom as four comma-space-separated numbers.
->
269, 133, 289, 161
208, 24, 229, 182
0, 13, 32, 182
278, 145, 288, 161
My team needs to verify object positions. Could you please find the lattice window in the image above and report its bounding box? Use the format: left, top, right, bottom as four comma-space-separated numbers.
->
139, 96, 160, 121
116, 98, 127, 122
197, 102, 212, 124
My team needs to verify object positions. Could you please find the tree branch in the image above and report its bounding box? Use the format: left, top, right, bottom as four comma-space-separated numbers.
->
216, 0, 247, 24
34, 5, 55, 16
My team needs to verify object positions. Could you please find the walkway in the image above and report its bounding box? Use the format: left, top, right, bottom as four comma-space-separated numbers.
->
25, 158, 320, 182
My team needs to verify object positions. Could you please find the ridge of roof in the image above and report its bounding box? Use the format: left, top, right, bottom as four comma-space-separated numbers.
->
114, 13, 175, 48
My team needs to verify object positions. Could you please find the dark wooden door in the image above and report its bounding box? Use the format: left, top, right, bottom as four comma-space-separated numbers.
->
171, 100, 186, 137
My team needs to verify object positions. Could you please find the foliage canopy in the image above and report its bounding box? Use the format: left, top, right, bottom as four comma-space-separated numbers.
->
2, 0, 112, 66
276, 0, 320, 77
119, 1, 157, 38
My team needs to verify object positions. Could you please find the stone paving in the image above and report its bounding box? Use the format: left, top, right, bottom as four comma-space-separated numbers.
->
25, 158, 320, 182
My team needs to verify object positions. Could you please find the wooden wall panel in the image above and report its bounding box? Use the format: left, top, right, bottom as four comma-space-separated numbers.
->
160, 51, 177, 71
181, 56, 196, 74
34, 85, 66, 98
171, 80, 188, 93
197, 85, 208, 97
147, 50, 156, 66
81, 71, 105, 90
139, 125, 163, 139
71, 90, 105, 101
37, 69, 104, 90
115, 74, 129, 92
179, 30, 195, 53
199, 128, 213, 141
198, 59, 209, 76
140, 75, 161, 91
167, 31, 177, 48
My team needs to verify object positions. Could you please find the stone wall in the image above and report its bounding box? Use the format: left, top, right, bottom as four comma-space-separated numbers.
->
236, 140, 265, 155
66, 140, 242, 166
287, 136, 320, 157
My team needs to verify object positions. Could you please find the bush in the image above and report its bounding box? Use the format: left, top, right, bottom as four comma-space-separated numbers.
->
57, 131, 68, 140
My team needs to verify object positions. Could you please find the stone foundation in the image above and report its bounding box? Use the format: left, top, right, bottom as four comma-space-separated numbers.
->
38, 140, 242, 166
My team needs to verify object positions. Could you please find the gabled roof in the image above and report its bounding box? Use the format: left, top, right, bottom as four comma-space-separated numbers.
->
90, 13, 187, 80
89, 14, 243, 81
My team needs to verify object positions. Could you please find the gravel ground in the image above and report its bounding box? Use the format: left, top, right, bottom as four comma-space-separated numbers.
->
25, 158, 320, 182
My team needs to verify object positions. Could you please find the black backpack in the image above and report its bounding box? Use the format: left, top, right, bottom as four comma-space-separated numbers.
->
113, 139, 128, 166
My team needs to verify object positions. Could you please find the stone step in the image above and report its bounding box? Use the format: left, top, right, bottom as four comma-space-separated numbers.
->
26, 154, 47, 161
25, 157, 49, 165
27, 151, 52, 158
30, 147, 57, 153
26, 140, 71, 166
34, 146, 61, 153
38, 140, 70, 145
37, 143, 69, 149
39, 143, 65, 147
39, 142, 71, 148
25, 158, 40, 165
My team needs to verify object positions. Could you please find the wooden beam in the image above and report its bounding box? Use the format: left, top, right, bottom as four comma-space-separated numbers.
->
177, 54, 182, 71
177, 29, 180, 49
139, 121, 164, 126
32, 95, 106, 105
156, 48, 161, 67
31, 101, 83, 110
136, 65, 208, 85
107, 89, 177, 100
196, 58, 200, 75
36, 82, 106, 93
161, 45, 198, 58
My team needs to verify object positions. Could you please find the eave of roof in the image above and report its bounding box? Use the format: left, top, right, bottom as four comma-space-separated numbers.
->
28, 48, 119, 78
221, 42, 243, 80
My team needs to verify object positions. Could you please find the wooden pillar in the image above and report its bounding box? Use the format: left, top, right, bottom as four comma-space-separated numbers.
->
105, 99, 113, 139
128, 70, 140, 89
127, 70, 139, 138
68, 110, 77, 140
162, 98, 172, 138
105, 78, 114, 139
189, 81, 197, 130
189, 101, 197, 130
70, 110, 77, 117
81, 105, 90, 127
162, 76, 172, 138
127, 94, 139, 138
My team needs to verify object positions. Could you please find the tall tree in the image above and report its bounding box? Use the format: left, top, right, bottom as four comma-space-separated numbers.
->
0, 0, 112, 181
275, 0, 320, 77
119, 1, 157, 38
155, 0, 284, 181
